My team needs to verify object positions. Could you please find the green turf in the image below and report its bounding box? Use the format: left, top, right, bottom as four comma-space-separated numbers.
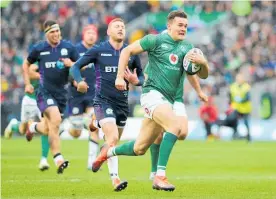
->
1, 138, 276, 199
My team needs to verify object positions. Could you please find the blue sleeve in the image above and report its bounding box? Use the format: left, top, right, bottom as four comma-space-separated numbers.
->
27, 45, 39, 64
70, 46, 80, 62
70, 46, 98, 83
132, 55, 144, 86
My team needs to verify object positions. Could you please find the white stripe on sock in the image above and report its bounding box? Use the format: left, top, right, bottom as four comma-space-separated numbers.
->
156, 169, 166, 177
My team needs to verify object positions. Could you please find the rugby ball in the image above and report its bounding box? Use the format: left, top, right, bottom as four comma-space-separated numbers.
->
183, 48, 203, 75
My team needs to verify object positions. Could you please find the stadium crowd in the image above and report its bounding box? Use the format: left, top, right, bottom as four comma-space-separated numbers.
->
1, 1, 275, 111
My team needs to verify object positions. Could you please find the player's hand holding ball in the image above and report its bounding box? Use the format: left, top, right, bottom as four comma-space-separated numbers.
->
186, 49, 207, 66
183, 48, 208, 79
25, 84, 34, 94
115, 76, 126, 91
77, 80, 89, 93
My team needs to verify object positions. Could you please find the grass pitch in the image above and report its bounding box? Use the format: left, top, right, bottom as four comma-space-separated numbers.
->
1, 138, 276, 199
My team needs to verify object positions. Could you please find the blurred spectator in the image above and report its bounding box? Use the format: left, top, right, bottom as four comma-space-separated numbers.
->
199, 97, 218, 139
229, 73, 252, 141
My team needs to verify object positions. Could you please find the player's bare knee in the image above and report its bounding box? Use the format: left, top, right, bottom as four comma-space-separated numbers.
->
133, 147, 147, 156
133, 143, 148, 156
178, 126, 188, 140
166, 122, 181, 137
178, 131, 188, 140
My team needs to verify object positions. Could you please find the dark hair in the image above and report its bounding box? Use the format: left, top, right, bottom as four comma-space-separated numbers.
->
43, 20, 58, 31
167, 10, 187, 22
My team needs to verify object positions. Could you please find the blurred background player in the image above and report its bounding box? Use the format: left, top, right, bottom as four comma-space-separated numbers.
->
67, 25, 100, 170
199, 96, 219, 140
23, 20, 79, 174
93, 11, 209, 191
4, 64, 50, 171
70, 18, 144, 191
229, 73, 252, 141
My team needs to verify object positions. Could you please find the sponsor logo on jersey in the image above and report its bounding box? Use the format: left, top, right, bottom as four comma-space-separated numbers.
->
79, 53, 85, 56
61, 48, 68, 56
105, 66, 117, 72
45, 62, 56, 68
40, 51, 50, 56
106, 108, 113, 115
101, 53, 112, 56
169, 54, 179, 65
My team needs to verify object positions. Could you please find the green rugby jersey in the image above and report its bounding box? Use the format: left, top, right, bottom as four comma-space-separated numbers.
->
140, 33, 193, 103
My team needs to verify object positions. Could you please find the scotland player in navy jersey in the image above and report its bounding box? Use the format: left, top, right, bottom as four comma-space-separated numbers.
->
22, 20, 79, 174
67, 25, 100, 169
70, 18, 144, 191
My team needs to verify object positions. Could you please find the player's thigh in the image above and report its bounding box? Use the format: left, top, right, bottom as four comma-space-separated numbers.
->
173, 102, 188, 139
134, 118, 163, 155
140, 90, 180, 135
152, 103, 180, 135
44, 106, 62, 129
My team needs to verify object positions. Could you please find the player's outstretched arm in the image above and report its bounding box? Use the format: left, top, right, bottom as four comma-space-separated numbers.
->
70, 48, 96, 93
187, 74, 208, 102
70, 50, 94, 83
22, 59, 34, 94
116, 40, 144, 90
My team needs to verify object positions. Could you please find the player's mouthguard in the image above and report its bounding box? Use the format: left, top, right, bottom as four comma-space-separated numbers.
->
44, 24, 60, 34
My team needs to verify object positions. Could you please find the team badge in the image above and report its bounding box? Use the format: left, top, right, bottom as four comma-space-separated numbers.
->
169, 54, 178, 65
106, 108, 113, 115
72, 107, 79, 115
61, 48, 68, 56
47, 99, 54, 105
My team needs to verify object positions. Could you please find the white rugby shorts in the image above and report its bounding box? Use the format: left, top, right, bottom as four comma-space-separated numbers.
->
21, 95, 41, 122
140, 90, 187, 119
